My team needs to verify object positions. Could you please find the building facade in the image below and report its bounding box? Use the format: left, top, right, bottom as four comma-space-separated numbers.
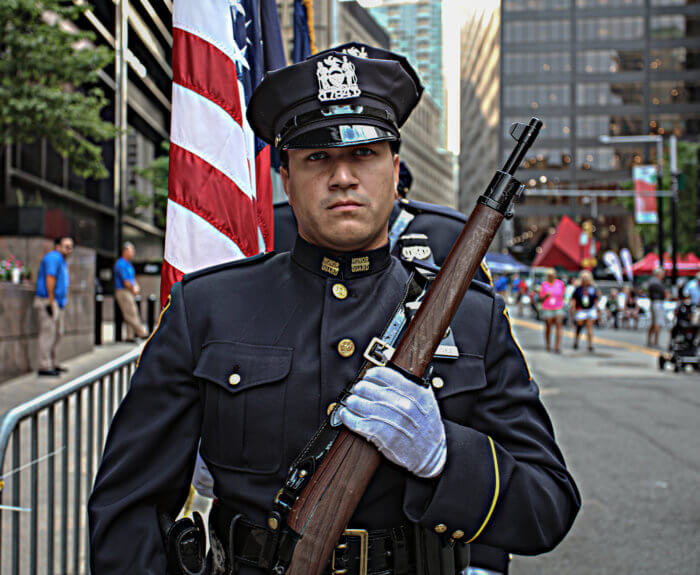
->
362, 0, 445, 125
461, 0, 700, 259
459, 9, 503, 247
1, 0, 171, 271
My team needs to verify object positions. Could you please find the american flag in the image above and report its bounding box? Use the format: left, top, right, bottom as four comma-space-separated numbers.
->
161, 0, 286, 304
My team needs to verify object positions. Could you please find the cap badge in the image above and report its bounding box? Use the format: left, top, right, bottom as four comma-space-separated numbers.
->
317, 55, 361, 102
343, 46, 369, 59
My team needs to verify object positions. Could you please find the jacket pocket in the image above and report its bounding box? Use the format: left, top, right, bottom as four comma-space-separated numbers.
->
195, 340, 293, 474
430, 354, 487, 422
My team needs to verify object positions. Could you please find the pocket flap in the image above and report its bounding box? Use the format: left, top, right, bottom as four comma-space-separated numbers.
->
432, 354, 487, 399
194, 340, 293, 393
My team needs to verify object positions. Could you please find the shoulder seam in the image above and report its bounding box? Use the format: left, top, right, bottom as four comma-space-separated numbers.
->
182, 252, 274, 284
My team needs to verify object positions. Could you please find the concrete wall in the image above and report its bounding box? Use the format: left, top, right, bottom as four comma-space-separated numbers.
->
0, 237, 95, 382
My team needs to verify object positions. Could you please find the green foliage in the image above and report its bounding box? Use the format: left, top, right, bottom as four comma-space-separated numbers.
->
0, 0, 117, 179
615, 141, 699, 253
127, 141, 169, 227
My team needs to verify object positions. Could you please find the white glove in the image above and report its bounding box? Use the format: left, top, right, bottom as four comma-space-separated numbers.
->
333, 366, 446, 478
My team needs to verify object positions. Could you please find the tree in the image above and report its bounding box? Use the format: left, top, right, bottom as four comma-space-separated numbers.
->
127, 141, 169, 228
0, 0, 117, 179
617, 141, 699, 254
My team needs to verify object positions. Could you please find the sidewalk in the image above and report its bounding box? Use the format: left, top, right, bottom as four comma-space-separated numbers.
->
0, 341, 141, 413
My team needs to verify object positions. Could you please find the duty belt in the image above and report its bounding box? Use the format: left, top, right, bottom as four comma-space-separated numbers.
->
209, 502, 416, 575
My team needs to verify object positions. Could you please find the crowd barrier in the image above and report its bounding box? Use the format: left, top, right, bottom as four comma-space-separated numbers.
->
0, 348, 140, 574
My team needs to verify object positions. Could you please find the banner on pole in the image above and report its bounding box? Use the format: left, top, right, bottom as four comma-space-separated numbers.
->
603, 251, 624, 284
620, 248, 634, 281
633, 165, 658, 224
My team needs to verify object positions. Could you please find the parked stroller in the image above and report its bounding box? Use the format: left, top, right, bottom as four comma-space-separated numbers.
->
659, 301, 700, 372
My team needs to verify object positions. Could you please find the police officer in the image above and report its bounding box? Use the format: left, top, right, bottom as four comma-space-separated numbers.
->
89, 44, 579, 574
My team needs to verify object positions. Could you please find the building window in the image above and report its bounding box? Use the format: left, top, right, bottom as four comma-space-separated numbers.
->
504, 52, 571, 75
576, 17, 644, 41
650, 81, 700, 105
576, 114, 643, 137
576, 0, 642, 7
503, 20, 570, 43
504, 84, 571, 108
650, 47, 700, 71
650, 15, 700, 39
577, 49, 643, 73
576, 82, 643, 106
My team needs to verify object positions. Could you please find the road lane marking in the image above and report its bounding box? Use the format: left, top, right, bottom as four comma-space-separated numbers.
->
510, 317, 662, 358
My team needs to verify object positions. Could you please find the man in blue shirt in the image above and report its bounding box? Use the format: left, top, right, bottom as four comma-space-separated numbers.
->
34, 236, 73, 376
114, 242, 148, 341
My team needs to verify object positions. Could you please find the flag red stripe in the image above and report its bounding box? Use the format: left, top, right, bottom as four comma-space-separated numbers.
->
169, 144, 259, 257
254, 146, 274, 251
160, 260, 184, 308
172, 28, 243, 125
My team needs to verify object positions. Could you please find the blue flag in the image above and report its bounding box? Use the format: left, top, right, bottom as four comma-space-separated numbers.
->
293, 0, 312, 63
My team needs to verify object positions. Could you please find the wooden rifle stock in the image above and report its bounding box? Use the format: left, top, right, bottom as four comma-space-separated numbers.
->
285, 118, 542, 575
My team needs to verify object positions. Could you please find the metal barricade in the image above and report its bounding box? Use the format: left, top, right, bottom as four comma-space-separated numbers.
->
0, 348, 141, 574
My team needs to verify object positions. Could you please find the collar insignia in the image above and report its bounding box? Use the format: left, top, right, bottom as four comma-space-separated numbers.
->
351, 256, 370, 273
321, 257, 340, 276
317, 55, 361, 102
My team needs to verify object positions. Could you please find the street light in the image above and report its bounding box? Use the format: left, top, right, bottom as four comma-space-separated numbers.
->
598, 134, 679, 285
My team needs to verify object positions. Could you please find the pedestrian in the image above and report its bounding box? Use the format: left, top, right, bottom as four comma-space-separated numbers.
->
622, 286, 639, 329
89, 43, 579, 575
494, 274, 508, 299
113, 242, 149, 341
34, 236, 73, 376
539, 269, 566, 352
681, 271, 700, 306
606, 288, 620, 329
571, 270, 597, 352
647, 268, 668, 348
516, 275, 529, 316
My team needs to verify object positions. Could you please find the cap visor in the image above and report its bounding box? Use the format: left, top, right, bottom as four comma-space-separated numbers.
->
283, 123, 398, 150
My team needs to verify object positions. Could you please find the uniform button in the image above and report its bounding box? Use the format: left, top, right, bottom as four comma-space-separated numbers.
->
327, 402, 338, 416
337, 339, 355, 358
431, 376, 444, 390
332, 283, 348, 300
228, 373, 241, 386
267, 517, 279, 530
452, 530, 464, 540
434, 523, 447, 534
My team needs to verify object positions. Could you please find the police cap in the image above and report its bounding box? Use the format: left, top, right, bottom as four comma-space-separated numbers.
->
247, 43, 423, 150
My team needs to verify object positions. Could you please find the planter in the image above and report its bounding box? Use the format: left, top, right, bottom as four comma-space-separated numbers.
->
0, 206, 44, 236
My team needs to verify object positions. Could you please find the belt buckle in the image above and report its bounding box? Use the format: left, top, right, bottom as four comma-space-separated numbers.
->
363, 337, 395, 367
331, 528, 368, 575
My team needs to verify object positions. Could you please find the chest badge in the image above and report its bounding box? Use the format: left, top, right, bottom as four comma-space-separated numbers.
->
317, 55, 361, 102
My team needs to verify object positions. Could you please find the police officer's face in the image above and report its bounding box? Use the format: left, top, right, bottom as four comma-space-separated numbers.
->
282, 142, 399, 253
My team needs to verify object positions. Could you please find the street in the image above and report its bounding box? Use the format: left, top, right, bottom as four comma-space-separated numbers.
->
508, 316, 700, 575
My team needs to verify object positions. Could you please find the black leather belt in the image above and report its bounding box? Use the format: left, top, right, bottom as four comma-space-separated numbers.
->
209, 502, 415, 575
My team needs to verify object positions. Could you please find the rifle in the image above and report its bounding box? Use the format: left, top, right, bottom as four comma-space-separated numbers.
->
283, 118, 543, 575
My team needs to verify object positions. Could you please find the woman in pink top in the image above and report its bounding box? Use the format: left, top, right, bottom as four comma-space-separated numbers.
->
540, 269, 566, 353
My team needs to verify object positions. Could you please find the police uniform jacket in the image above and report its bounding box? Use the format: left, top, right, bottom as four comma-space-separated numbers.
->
88, 237, 580, 574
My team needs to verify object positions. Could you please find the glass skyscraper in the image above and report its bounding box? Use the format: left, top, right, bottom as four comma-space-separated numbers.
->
364, 0, 445, 138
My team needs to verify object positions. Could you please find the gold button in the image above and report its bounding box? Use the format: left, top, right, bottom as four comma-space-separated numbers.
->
431, 376, 444, 390
327, 402, 338, 416
434, 523, 447, 534
337, 339, 355, 358
228, 373, 241, 386
332, 283, 348, 300
452, 530, 464, 540
267, 517, 279, 530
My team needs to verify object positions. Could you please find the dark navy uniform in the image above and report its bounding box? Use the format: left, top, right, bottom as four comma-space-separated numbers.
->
89, 42, 578, 574
274, 199, 512, 575
89, 239, 579, 573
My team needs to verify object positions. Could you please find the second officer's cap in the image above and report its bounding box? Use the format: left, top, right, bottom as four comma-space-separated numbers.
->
247, 42, 423, 150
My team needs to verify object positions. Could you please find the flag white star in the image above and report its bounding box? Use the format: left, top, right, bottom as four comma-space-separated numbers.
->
232, 40, 250, 71
229, 0, 245, 23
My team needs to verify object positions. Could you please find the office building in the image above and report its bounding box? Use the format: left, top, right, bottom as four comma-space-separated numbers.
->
461, 0, 700, 258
